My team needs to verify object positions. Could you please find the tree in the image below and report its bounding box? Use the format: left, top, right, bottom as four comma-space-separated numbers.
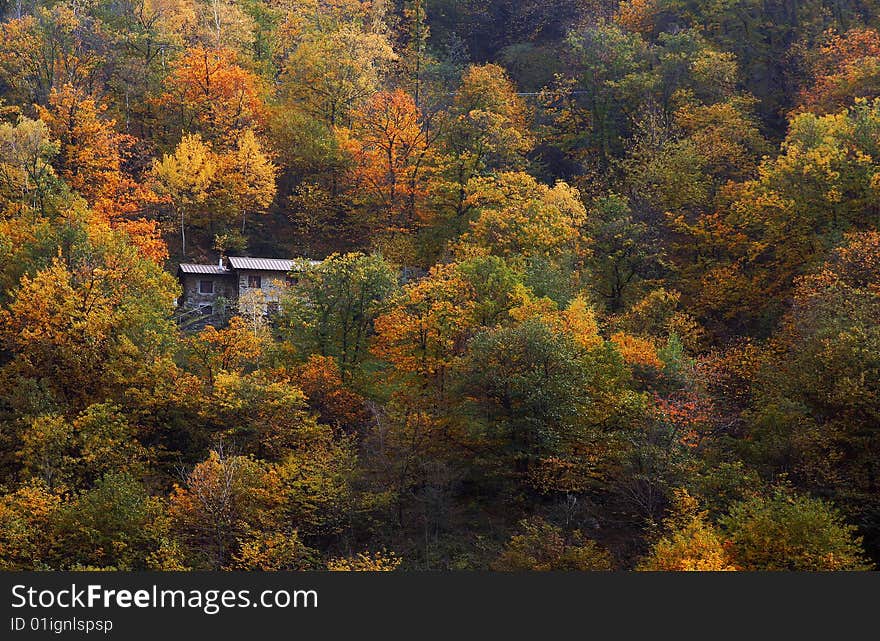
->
0, 116, 59, 210
152, 132, 218, 256
49, 472, 167, 570
561, 20, 648, 166
337, 89, 436, 238
584, 194, 663, 312
195, 0, 255, 51
0, 6, 108, 107
17, 414, 75, 491
399, 0, 430, 105
743, 232, 880, 548
638, 490, 736, 571
267, 108, 348, 254
221, 129, 277, 234
207, 371, 323, 462
159, 46, 266, 140
279, 253, 399, 376
492, 517, 613, 571
720, 491, 872, 571
37, 85, 128, 208
688, 99, 880, 334
274, 427, 360, 537
17, 403, 149, 492
36, 84, 161, 222
673, 97, 768, 185
797, 28, 880, 115
153, 129, 276, 254
184, 316, 264, 388
371, 262, 474, 395
168, 449, 282, 570
294, 355, 371, 431
0, 224, 179, 412
327, 550, 402, 571
459, 318, 605, 474
94, 0, 197, 138
73, 403, 148, 486
618, 96, 768, 228
229, 531, 317, 570
281, 22, 397, 128
431, 64, 534, 234
616, 0, 660, 36
458, 171, 587, 267
0, 481, 61, 570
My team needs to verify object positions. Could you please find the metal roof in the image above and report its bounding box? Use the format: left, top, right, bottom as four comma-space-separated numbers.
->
177, 257, 322, 276
226, 257, 323, 271
227, 256, 296, 271
178, 263, 230, 275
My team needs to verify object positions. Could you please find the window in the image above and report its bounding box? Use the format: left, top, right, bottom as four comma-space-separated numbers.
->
285, 276, 298, 287
248, 274, 262, 288
198, 279, 214, 294
199, 304, 213, 316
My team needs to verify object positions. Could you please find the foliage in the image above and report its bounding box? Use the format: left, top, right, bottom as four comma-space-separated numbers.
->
492, 517, 613, 571
0, 0, 878, 573
638, 490, 736, 571
720, 491, 872, 571
278, 253, 399, 375
327, 550, 402, 571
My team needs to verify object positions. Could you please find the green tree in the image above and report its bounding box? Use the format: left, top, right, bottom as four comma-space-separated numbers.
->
584, 194, 664, 312
49, 472, 168, 570
720, 491, 872, 571
278, 253, 399, 376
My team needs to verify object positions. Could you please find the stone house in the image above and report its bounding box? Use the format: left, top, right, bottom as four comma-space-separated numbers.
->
176, 256, 317, 329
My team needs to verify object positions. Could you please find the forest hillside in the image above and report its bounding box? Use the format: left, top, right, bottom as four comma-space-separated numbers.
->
1, 0, 880, 571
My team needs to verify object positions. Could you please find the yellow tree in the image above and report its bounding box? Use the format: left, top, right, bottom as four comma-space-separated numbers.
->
370, 263, 476, 522
0, 6, 105, 106
195, 0, 255, 51
372, 262, 475, 394
152, 133, 219, 256
184, 315, 264, 387
327, 550, 402, 571
281, 22, 397, 128
457, 171, 588, 266
431, 64, 534, 233
797, 28, 880, 116
0, 482, 62, 570
221, 129, 277, 234
492, 517, 613, 571
0, 224, 179, 411
168, 449, 282, 570
0, 116, 58, 209
638, 490, 737, 571
37, 85, 133, 212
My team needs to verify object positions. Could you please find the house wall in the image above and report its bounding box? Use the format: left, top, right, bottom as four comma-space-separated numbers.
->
178, 274, 236, 330
176, 268, 293, 330
236, 270, 290, 314
180, 274, 236, 309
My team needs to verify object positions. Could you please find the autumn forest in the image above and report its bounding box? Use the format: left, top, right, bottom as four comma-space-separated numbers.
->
1, 0, 880, 572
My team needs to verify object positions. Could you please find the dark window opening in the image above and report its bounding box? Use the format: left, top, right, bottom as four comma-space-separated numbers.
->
248, 274, 262, 288
199, 279, 214, 294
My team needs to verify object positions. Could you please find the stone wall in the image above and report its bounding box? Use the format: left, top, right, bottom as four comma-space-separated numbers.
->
178, 274, 236, 329
235, 270, 289, 315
